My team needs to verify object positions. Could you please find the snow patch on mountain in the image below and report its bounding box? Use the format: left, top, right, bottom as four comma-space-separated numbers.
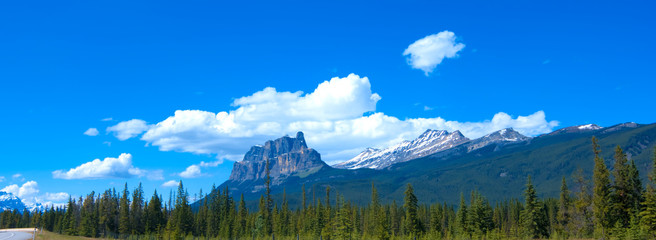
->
0, 191, 27, 212
333, 129, 469, 169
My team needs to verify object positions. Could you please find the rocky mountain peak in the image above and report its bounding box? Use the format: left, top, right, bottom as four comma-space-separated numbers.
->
229, 132, 326, 183
334, 129, 470, 169
546, 124, 602, 136
467, 128, 530, 152
0, 191, 27, 212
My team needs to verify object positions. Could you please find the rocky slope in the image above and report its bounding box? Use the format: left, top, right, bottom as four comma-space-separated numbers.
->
335, 128, 531, 170
466, 128, 530, 152
228, 132, 327, 185
334, 130, 469, 169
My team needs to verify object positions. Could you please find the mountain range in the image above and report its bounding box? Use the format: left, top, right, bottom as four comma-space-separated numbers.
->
0, 191, 27, 212
216, 122, 656, 209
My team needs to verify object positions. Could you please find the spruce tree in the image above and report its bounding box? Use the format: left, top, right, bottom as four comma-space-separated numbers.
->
522, 175, 547, 239
264, 158, 273, 235
403, 183, 422, 237
455, 192, 469, 237
556, 177, 571, 237
627, 160, 643, 212
570, 168, 593, 238
118, 183, 130, 237
130, 183, 145, 235
591, 137, 611, 238
640, 147, 656, 236
611, 145, 631, 227
78, 192, 96, 237
145, 190, 164, 234
169, 181, 193, 239
238, 193, 248, 237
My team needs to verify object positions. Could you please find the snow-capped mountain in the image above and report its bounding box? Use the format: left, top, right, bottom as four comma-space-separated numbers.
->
0, 191, 27, 211
335, 128, 532, 170
467, 128, 530, 152
334, 129, 469, 169
546, 124, 603, 136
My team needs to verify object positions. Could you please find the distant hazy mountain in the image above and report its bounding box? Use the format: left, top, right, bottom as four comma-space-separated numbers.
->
334, 129, 469, 169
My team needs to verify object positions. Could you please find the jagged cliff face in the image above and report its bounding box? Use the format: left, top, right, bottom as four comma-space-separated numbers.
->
228, 132, 326, 183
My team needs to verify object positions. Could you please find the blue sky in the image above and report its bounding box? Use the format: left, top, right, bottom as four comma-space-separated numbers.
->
0, 0, 654, 207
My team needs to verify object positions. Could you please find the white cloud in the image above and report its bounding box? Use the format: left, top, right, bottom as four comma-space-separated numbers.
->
111, 74, 558, 164
0, 176, 4, 182
161, 180, 180, 188
179, 165, 202, 178
101, 117, 113, 121
84, 128, 99, 136
199, 160, 222, 167
12, 173, 22, 179
423, 106, 433, 111
45, 192, 70, 202
107, 119, 150, 140
1, 181, 70, 208
52, 153, 156, 179
2, 181, 39, 207
403, 31, 465, 75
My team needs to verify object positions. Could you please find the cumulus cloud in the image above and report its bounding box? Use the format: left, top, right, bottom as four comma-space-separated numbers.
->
179, 165, 202, 178
84, 128, 99, 136
403, 31, 465, 75
107, 119, 150, 140
2, 181, 39, 206
12, 173, 22, 179
111, 74, 558, 164
52, 153, 156, 179
45, 192, 70, 202
199, 160, 222, 167
2, 181, 70, 208
161, 180, 180, 188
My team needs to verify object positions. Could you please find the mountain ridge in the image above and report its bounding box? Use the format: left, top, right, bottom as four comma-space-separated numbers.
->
214, 122, 654, 209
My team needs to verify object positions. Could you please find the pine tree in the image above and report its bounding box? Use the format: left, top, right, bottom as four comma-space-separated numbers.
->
640, 147, 656, 237
78, 191, 97, 237
334, 196, 352, 240
566, 168, 593, 238
591, 137, 611, 238
118, 183, 130, 237
264, 158, 273, 236
522, 175, 547, 239
455, 192, 469, 237
627, 160, 643, 212
145, 190, 165, 234
468, 191, 494, 237
556, 177, 571, 237
168, 181, 193, 239
238, 193, 248, 237
62, 197, 77, 235
130, 183, 145, 235
611, 145, 631, 227
403, 183, 422, 237
371, 183, 389, 240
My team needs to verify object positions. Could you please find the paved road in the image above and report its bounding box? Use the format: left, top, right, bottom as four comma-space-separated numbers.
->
0, 229, 33, 240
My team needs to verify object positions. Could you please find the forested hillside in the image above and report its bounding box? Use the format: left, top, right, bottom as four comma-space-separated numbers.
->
2, 140, 656, 239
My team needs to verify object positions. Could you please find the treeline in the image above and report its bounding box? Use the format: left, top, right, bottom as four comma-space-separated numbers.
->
2, 137, 656, 239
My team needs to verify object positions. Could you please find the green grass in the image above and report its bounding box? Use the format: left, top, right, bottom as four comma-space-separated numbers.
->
36, 231, 99, 240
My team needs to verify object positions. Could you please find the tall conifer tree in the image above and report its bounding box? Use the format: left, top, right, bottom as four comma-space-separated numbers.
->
591, 137, 611, 238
